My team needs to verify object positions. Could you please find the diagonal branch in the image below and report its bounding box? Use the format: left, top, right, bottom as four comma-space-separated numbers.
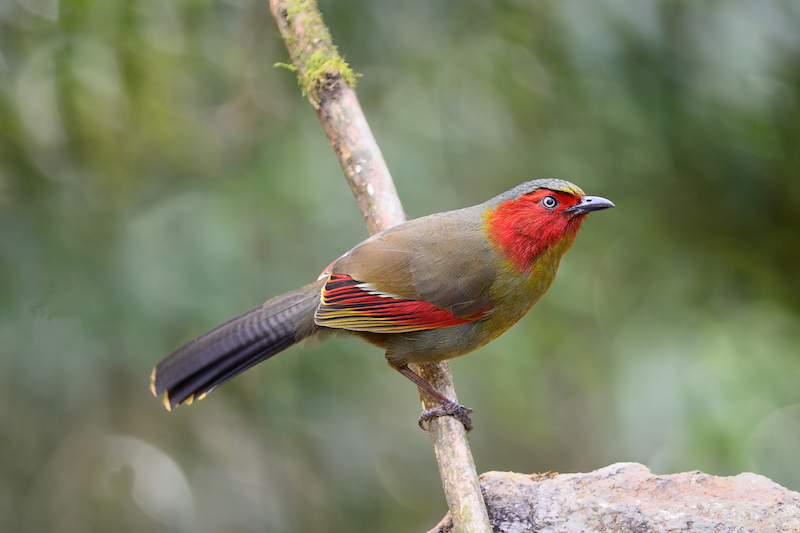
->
268, 1, 491, 531
270, 0, 403, 233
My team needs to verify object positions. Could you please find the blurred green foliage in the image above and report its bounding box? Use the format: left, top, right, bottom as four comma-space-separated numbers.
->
2, 0, 800, 531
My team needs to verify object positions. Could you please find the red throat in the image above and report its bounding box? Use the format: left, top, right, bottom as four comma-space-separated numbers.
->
485, 190, 584, 272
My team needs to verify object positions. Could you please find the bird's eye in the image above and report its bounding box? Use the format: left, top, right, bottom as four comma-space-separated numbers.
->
541, 195, 558, 209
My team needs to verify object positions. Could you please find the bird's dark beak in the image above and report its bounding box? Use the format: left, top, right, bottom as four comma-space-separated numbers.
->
565, 195, 615, 216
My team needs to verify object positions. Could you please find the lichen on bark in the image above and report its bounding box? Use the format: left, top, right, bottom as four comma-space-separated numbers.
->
274, 0, 359, 102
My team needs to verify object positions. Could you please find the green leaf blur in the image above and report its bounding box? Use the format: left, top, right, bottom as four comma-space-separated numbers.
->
2, 1, 799, 532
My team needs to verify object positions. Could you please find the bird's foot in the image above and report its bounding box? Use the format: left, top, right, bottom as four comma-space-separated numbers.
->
418, 401, 474, 432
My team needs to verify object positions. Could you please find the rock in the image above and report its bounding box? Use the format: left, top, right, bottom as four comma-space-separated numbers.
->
427, 462, 800, 533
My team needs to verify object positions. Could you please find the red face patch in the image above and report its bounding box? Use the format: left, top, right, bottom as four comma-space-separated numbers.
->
484, 189, 585, 272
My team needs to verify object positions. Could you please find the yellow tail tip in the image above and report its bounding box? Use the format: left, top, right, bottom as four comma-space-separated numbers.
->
150, 368, 157, 396
162, 392, 172, 412
186, 392, 209, 405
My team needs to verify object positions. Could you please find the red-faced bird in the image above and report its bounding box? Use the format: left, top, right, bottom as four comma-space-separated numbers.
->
151, 179, 613, 430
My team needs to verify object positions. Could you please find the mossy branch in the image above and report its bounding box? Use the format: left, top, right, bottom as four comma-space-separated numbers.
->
268, 1, 491, 532
272, 0, 359, 103
270, 0, 403, 233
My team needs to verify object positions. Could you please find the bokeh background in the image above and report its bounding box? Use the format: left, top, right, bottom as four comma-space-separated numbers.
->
3, 0, 800, 531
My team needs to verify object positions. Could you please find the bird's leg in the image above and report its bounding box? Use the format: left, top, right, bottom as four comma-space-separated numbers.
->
395, 364, 474, 432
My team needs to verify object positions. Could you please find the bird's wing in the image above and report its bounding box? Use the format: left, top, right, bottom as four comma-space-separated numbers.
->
315, 208, 498, 333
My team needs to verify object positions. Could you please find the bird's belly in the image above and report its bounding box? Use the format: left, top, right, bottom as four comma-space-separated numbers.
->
357, 293, 542, 368
356, 321, 490, 367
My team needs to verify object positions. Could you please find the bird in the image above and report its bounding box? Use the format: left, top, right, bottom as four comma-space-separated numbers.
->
151, 178, 613, 430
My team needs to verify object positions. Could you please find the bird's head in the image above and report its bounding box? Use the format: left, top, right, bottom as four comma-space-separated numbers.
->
484, 179, 614, 272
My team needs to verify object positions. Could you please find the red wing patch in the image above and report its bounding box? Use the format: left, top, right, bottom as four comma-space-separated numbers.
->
315, 274, 490, 333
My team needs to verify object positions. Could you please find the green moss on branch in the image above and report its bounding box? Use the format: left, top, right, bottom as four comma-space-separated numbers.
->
275, 0, 359, 101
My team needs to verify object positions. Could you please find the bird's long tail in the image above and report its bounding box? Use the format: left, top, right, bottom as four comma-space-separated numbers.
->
151, 279, 325, 410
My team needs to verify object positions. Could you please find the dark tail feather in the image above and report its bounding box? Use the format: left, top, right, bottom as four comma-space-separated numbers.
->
151, 280, 324, 410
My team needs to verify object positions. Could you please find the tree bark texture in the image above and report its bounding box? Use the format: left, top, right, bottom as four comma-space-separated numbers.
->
268, 1, 491, 531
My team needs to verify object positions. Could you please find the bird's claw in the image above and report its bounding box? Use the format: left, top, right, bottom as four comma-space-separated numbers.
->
418, 401, 474, 432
